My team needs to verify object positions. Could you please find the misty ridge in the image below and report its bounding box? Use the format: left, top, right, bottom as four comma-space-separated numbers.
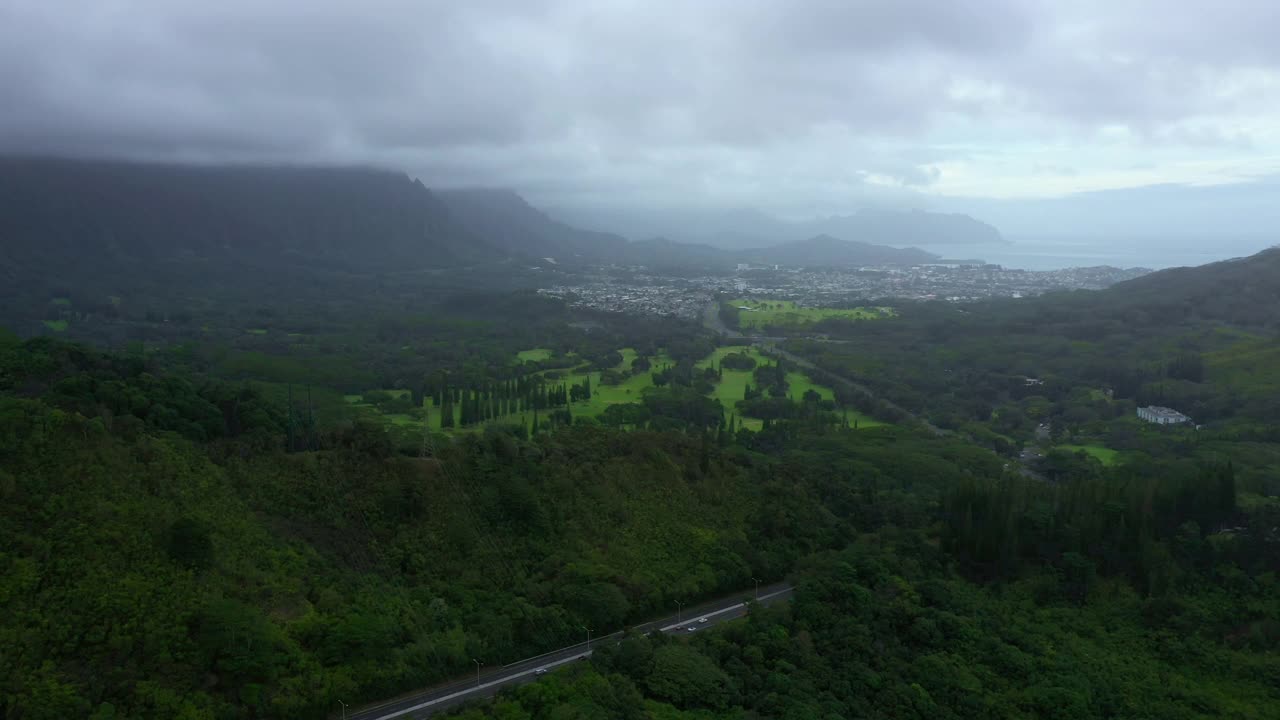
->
0, 156, 996, 276
550, 204, 1005, 251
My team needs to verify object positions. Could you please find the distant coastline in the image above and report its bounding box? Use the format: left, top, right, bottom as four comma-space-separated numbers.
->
912, 236, 1276, 271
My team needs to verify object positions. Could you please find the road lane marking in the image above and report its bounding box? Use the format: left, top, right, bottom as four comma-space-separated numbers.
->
363, 586, 792, 720
658, 587, 790, 632
368, 650, 592, 720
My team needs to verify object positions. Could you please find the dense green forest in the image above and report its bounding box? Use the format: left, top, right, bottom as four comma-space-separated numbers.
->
447, 536, 1277, 720
3, 244, 1279, 719
3, 328, 1276, 719
0, 333, 1004, 718
776, 250, 1280, 489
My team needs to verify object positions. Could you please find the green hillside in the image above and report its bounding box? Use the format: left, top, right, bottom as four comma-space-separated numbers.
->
0, 335, 1003, 719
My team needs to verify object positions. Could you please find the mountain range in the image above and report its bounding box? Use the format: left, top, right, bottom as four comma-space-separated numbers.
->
436, 188, 949, 268
0, 157, 972, 284
434, 188, 627, 262
739, 234, 940, 267
547, 204, 1007, 249
0, 156, 490, 274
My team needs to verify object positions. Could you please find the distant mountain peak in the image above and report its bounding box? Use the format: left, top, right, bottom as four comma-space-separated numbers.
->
545, 204, 1005, 250
794, 233, 843, 245
436, 187, 627, 262
745, 232, 939, 267
808, 208, 1006, 246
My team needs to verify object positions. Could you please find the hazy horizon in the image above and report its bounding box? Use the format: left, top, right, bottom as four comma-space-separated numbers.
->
4, 1, 1280, 266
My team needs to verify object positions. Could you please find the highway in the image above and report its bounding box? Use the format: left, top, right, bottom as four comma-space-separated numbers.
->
346, 584, 793, 720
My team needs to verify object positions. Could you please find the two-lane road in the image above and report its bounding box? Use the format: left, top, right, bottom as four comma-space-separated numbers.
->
347, 584, 793, 720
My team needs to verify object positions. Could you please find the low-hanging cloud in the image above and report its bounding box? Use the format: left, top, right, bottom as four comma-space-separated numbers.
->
2, 0, 1279, 216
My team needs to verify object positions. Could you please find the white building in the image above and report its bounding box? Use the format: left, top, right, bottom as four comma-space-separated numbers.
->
1137, 405, 1191, 425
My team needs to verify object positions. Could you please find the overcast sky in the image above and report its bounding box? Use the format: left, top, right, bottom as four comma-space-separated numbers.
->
4, 0, 1280, 233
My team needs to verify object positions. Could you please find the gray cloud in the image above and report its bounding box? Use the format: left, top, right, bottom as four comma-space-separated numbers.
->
2, 0, 1279, 219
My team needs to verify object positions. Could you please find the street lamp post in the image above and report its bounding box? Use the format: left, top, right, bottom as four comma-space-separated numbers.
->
675, 600, 684, 624
751, 577, 760, 600
338, 700, 347, 720
473, 658, 482, 686
583, 625, 592, 651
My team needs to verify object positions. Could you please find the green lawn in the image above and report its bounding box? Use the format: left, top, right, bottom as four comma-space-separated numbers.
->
1060, 443, 1120, 465
700, 345, 885, 430
730, 299, 895, 330
50, 297, 71, 307
700, 346, 772, 431
351, 345, 880, 434
245, 328, 268, 335
783, 369, 884, 428
517, 348, 554, 362
42, 320, 68, 332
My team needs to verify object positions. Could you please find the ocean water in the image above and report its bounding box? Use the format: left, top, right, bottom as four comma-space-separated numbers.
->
914, 236, 1278, 271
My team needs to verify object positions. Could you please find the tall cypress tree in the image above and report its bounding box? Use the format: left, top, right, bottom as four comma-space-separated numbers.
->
1220, 461, 1237, 517
286, 384, 295, 452
306, 385, 315, 451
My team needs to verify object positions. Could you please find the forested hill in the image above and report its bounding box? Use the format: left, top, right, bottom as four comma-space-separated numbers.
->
436, 188, 628, 262
744, 234, 941, 267
0, 156, 501, 276
785, 245, 1280, 461
801, 208, 1005, 247
3, 334, 1275, 719
952, 246, 1280, 333
0, 333, 1007, 718
1093, 246, 1280, 327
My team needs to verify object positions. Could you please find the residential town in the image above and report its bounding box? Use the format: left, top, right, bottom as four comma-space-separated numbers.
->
538, 262, 1151, 318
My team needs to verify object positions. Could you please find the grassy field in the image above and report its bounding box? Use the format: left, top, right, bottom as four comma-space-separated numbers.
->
42, 320, 67, 332
730, 299, 895, 330
345, 344, 885, 434
697, 346, 772, 431
698, 344, 885, 429
517, 348, 554, 362
553, 348, 676, 417
1060, 443, 1120, 465
245, 328, 268, 335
